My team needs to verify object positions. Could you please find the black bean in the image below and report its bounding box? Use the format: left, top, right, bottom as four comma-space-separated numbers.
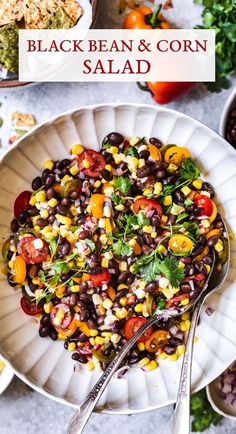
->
129, 357, 139, 364
143, 234, 152, 244
25, 222, 33, 229
119, 162, 128, 171
142, 244, 152, 255
107, 132, 124, 145
70, 191, 80, 200
46, 188, 55, 200
59, 240, 71, 257
194, 262, 206, 274
145, 282, 157, 293
32, 176, 42, 191
149, 137, 162, 148
89, 267, 103, 275
163, 345, 176, 355
42, 169, 51, 183
46, 175, 55, 188
28, 207, 39, 217
40, 315, 50, 326
97, 315, 105, 325
174, 190, 185, 203
48, 206, 56, 216
151, 215, 160, 227
191, 245, 204, 257
7, 251, 13, 260
73, 353, 87, 363
101, 169, 113, 181
7, 273, 17, 287
117, 272, 129, 284
61, 198, 71, 206
39, 326, 50, 337
80, 294, 92, 303
199, 235, 206, 245
186, 205, 195, 213
203, 255, 213, 265
48, 215, 55, 224
77, 333, 88, 342
104, 346, 113, 356
87, 319, 97, 329
169, 214, 176, 225
79, 281, 88, 293
55, 161, 62, 170
80, 310, 89, 322
215, 221, 223, 228
180, 283, 191, 292
115, 289, 128, 300
156, 170, 165, 179
11, 218, 19, 232
49, 329, 58, 341
139, 150, 150, 159
136, 166, 151, 178
126, 274, 135, 285
61, 159, 70, 168
169, 337, 182, 346
207, 236, 219, 247
64, 341, 69, 350
36, 218, 47, 228
19, 211, 28, 224
79, 230, 90, 240
202, 182, 215, 198
56, 204, 68, 215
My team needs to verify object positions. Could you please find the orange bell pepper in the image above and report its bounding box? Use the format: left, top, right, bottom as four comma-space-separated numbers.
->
90, 194, 105, 218
14, 256, 26, 284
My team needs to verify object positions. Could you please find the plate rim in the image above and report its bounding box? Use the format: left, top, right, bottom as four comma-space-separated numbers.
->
0, 102, 235, 413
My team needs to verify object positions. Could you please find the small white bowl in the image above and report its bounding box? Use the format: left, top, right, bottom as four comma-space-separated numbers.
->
206, 371, 236, 420
219, 87, 236, 138
0, 356, 14, 395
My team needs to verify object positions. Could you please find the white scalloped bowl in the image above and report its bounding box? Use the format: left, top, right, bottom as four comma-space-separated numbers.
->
0, 104, 236, 413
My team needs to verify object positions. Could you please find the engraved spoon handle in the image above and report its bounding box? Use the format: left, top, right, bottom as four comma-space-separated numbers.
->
171, 299, 202, 434
67, 314, 158, 434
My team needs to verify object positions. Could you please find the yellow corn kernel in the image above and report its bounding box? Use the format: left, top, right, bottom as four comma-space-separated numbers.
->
29, 195, 36, 206
181, 312, 190, 321
215, 240, 224, 253
160, 215, 168, 225
48, 198, 58, 207
143, 225, 152, 234
192, 179, 202, 189
137, 342, 145, 351
71, 144, 84, 155
43, 159, 54, 170
162, 288, 173, 300
94, 180, 101, 188
86, 361, 95, 371
104, 251, 113, 260
119, 296, 127, 307
180, 320, 191, 332
138, 357, 150, 367
0, 360, 5, 372
130, 137, 139, 146
201, 190, 211, 198
117, 284, 128, 291
103, 298, 113, 309
76, 258, 85, 267
119, 261, 127, 272
134, 303, 143, 313
70, 285, 80, 293
68, 342, 76, 352
138, 159, 145, 168
100, 234, 108, 245
56, 286, 66, 298
98, 305, 106, 316
205, 264, 211, 274
128, 238, 137, 247
154, 182, 163, 196
62, 175, 71, 184
56, 214, 72, 225
44, 302, 53, 314
109, 146, 118, 155
144, 360, 158, 371
103, 185, 114, 197
90, 329, 98, 337
101, 332, 112, 338
143, 188, 152, 196
202, 219, 210, 229
70, 165, 79, 176
101, 257, 109, 268
163, 195, 172, 206
167, 353, 178, 361
177, 345, 185, 356
58, 333, 66, 340
151, 232, 157, 238
82, 159, 90, 169
115, 204, 125, 211
167, 163, 178, 173
95, 336, 105, 345
158, 351, 167, 360
178, 261, 185, 269
105, 164, 112, 172
34, 225, 41, 233
41, 226, 52, 236
35, 191, 46, 203
68, 260, 75, 268
111, 333, 121, 344
180, 298, 190, 306
128, 157, 139, 172
8, 261, 14, 269
115, 308, 128, 320
40, 209, 49, 219
181, 185, 192, 196
89, 337, 95, 346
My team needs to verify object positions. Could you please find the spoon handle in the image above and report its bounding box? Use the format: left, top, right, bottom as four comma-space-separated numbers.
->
67, 315, 158, 434
172, 299, 203, 434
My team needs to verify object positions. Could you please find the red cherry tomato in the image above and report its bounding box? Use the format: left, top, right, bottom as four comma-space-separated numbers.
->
133, 198, 163, 218
50, 303, 72, 330
77, 150, 106, 178
14, 191, 31, 218
123, 317, 154, 343
17, 236, 49, 264
193, 193, 213, 217
20, 296, 42, 316
90, 269, 111, 286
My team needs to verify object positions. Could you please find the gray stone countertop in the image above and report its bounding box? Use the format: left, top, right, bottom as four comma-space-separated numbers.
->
0, 0, 236, 433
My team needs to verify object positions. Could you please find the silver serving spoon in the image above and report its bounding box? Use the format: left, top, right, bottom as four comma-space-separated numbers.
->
67, 227, 229, 434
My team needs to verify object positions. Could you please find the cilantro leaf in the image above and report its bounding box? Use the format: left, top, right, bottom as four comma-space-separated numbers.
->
85, 239, 96, 252
139, 260, 160, 282
137, 211, 149, 226
180, 158, 200, 182
112, 240, 133, 257
157, 299, 166, 310
70, 226, 80, 233
175, 213, 189, 224
111, 192, 121, 206
191, 389, 222, 432
102, 136, 111, 149
39, 270, 46, 283
114, 176, 131, 194
51, 260, 69, 275
184, 222, 200, 243
125, 147, 138, 156
49, 238, 57, 257
184, 198, 194, 207
155, 257, 185, 287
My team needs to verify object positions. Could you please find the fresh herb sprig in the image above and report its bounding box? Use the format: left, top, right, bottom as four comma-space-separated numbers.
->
190, 389, 222, 432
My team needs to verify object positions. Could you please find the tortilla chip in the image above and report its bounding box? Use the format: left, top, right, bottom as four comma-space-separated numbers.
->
0, 0, 24, 26
58, 0, 82, 24
43, 7, 74, 29
0, 22, 18, 73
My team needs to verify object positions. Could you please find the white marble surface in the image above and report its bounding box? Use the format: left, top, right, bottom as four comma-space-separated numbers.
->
0, 0, 236, 433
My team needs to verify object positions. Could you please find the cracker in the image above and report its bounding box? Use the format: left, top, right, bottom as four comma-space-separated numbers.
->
59, 0, 82, 24
0, 0, 24, 26
11, 111, 36, 127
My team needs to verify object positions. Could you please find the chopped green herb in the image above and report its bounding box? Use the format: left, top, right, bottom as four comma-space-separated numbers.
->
49, 238, 57, 257
111, 192, 121, 205
184, 198, 194, 207
51, 260, 69, 275
136, 256, 185, 287
85, 238, 96, 252
175, 213, 189, 224
70, 226, 80, 233
180, 158, 200, 182
125, 147, 138, 156
114, 176, 131, 194
190, 389, 222, 432
157, 299, 166, 310
102, 136, 111, 149
137, 211, 149, 226
112, 239, 133, 257
39, 270, 46, 283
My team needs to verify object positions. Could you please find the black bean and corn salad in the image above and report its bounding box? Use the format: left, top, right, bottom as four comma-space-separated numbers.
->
2, 133, 228, 372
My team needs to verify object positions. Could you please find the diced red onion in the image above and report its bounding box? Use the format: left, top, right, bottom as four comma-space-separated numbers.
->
222, 383, 232, 394
216, 362, 236, 407
169, 325, 179, 336
189, 280, 195, 292
205, 307, 214, 317
224, 393, 235, 405
114, 366, 130, 379
24, 284, 36, 298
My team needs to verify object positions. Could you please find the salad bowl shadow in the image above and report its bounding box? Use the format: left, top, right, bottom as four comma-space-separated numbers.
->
0, 103, 236, 413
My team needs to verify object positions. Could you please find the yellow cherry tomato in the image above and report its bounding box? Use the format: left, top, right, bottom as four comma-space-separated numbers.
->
145, 330, 170, 353
14, 256, 26, 284
148, 144, 162, 161
168, 234, 193, 254
90, 194, 105, 218
164, 146, 191, 166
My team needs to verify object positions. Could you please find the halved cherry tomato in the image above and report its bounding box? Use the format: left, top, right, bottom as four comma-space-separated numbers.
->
90, 194, 105, 218
123, 317, 153, 343
14, 256, 26, 284
50, 303, 72, 330
145, 330, 169, 353
168, 234, 193, 255
164, 146, 191, 166
90, 269, 111, 286
17, 236, 49, 264
77, 150, 106, 178
20, 296, 42, 316
193, 193, 213, 217
148, 144, 162, 161
14, 191, 31, 218
133, 198, 163, 218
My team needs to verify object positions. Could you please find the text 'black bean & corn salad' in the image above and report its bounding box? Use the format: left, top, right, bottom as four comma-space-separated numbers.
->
2, 133, 228, 372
